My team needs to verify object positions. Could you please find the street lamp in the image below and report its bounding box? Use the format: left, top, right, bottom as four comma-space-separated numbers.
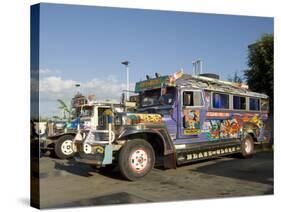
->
75, 83, 81, 95
121, 61, 130, 101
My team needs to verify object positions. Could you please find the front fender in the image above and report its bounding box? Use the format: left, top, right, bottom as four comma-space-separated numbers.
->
117, 125, 175, 155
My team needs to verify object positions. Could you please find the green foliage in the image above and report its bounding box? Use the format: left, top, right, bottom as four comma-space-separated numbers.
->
244, 34, 273, 109
57, 99, 71, 119
52, 115, 61, 120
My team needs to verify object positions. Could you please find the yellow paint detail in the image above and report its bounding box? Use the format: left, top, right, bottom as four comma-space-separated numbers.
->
103, 109, 113, 116
137, 114, 163, 123
93, 146, 104, 154
184, 129, 201, 135
250, 114, 262, 128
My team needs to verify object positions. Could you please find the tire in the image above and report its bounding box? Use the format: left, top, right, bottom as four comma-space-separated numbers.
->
118, 139, 155, 181
54, 135, 75, 159
240, 135, 255, 158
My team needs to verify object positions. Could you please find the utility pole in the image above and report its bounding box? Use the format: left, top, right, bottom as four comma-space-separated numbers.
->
121, 61, 130, 101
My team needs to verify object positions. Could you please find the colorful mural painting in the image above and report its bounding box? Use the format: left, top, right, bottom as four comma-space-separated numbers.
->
202, 113, 264, 141
183, 109, 201, 135
126, 113, 163, 125
206, 111, 231, 118
202, 120, 220, 140
241, 114, 263, 128
250, 114, 263, 128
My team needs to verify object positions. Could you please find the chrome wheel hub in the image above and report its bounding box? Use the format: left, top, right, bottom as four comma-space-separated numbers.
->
129, 149, 148, 172
61, 140, 74, 155
244, 139, 252, 154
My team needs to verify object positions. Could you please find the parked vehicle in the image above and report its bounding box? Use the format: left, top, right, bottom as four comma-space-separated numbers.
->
40, 93, 130, 159
73, 71, 271, 181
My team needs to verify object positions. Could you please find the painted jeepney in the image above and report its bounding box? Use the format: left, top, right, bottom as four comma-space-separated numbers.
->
73, 71, 271, 181
41, 94, 125, 159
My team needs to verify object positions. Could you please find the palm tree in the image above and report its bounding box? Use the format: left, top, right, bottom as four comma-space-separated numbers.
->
57, 99, 71, 120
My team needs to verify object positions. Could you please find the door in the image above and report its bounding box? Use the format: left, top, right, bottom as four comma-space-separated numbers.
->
177, 90, 206, 142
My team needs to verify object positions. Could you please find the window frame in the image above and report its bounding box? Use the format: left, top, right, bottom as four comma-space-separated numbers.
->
211, 92, 230, 110
249, 97, 261, 111
232, 95, 247, 111
181, 89, 205, 108
260, 98, 269, 112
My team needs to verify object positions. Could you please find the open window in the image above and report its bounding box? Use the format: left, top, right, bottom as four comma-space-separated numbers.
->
183, 91, 203, 107
261, 98, 269, 111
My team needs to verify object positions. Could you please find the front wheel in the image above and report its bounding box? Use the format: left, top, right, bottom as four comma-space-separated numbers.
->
118, 139, 155, 181
240, 135, 255, 158
54, 135, 75, 159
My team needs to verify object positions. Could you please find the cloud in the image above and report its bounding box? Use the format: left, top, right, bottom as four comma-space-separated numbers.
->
40, 76, 76, 93
38, 75, 134, 116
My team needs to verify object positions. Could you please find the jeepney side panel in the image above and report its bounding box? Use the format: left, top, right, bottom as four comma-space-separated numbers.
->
198, 91, 269, 143
174, 88, 208, 144
173, 90, 269, 144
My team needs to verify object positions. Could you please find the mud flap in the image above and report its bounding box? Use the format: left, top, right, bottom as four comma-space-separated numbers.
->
163, 153, 177, 169
102, 145, 113, 165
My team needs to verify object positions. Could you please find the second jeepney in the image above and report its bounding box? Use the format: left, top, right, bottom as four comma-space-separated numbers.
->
72, 71, 271, 181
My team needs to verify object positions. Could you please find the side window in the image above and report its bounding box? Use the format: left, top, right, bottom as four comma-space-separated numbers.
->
249, 98, 260, 111
183, 91, 203, 106
261, 98, 269, 111
233, 95, 246, 110
212, 93, 229, 109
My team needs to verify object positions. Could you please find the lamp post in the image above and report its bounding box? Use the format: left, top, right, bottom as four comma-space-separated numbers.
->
75, 83, 80, 94
121, 61, 130, 101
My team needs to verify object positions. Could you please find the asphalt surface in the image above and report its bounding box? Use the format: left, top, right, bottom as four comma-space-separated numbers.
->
38, 147, 273, 209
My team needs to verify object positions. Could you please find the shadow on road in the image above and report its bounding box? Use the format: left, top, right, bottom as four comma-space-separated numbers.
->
45, 192, 150, 209
52, 159, 126, 180
53, 159, 94, 177
193, 152, 273, 186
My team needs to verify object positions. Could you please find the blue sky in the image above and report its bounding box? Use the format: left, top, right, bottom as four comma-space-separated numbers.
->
37, 3, 273, 117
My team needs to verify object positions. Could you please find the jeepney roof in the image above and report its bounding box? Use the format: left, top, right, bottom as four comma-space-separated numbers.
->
135, 71, 268, 99
176, 74, 268, 99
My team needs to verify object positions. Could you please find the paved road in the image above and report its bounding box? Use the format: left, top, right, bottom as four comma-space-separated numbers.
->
38, 149, 273, 209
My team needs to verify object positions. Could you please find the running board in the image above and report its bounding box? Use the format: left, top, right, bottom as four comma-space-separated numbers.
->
176, 140, 241, 165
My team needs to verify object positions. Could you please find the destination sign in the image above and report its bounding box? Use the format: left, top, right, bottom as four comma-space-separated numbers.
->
135, 75, 175, 92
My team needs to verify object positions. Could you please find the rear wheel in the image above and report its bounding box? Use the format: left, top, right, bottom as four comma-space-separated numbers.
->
240, 135, 255, 158
54, 135, 75, 159
118, 139, 155, 181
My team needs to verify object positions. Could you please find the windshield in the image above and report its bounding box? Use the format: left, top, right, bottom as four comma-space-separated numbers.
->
71, 106, 93, 118
80, 106, 93, 117
140, 87, 176, 108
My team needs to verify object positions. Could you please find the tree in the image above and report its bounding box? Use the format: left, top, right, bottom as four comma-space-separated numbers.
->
57, 99, 71, 120
228, 71, 243, 83
244, 34, 273, 110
